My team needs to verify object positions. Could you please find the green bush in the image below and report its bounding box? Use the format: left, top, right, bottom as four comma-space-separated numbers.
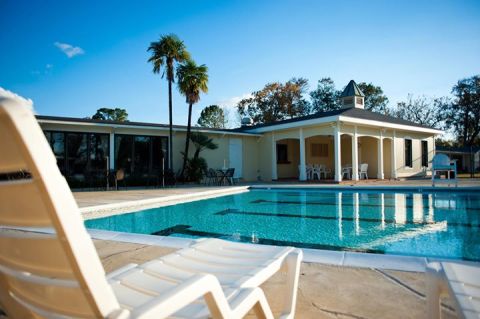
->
185, 156, 208, 183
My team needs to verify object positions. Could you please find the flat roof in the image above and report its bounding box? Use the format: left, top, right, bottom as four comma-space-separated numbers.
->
36, 115, 261, 136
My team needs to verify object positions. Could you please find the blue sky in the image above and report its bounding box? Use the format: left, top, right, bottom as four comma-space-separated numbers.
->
1, 0, 479, 127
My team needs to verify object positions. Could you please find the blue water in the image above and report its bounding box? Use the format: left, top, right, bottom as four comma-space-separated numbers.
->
85, 189, 480, 261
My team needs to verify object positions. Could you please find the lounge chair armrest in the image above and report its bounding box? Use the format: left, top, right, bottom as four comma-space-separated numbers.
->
129, 273, 233, 318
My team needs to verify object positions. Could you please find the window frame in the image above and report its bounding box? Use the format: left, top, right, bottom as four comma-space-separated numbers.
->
421, 140, 428, 167
404, 138, 413, 168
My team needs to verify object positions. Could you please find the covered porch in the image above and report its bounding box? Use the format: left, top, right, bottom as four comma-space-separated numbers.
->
272, 124, 397, 182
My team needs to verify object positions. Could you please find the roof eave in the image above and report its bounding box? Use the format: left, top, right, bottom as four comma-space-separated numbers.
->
338, 115, 443, 134
242, 115, 341, 133
36, 118, 262, 137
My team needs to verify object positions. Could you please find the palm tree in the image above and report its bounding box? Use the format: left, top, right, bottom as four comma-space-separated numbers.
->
147, 34, 190, 171
176, 59, 208, 179
190, 132, 218, 160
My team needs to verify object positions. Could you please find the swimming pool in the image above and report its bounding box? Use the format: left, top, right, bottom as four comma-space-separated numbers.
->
85, 189, 480, 261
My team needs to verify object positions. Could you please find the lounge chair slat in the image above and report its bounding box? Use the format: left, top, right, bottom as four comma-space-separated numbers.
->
0, 180, 52, 226
0, 233, 74, 278
0, 119, 28, 173
141, 260, 242, 286
7, 275, 94, 318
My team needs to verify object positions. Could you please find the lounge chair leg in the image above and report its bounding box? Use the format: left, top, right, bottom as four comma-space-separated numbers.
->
279, 249, 303, 319
426, 263, 448, 319
251, 289, 275, 319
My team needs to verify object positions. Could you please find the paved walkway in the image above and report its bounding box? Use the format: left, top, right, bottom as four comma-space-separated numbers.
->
96, 240, 457, 319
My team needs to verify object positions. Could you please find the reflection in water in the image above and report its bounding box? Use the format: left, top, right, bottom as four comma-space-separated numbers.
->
413, 193, 423, 222
354, 193, 360, 235
380, 193, 385, 230
427, 194, 434, 222
336, 192, 343, 240
394, 193, 407, 224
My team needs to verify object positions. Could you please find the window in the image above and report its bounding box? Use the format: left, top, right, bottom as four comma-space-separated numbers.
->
276, 144, 288, 164
344, 97, 353, 105
43, 131, 109, 186
311, 143, 328, 157
405, 139, 413, 168
421, 140, 428, 167
115, 134, 168, 178
356, 97, 363, 105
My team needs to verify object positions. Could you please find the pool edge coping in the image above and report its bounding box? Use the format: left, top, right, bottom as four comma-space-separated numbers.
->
3, 226, 477, 273
80, 186, 250, 220
86, 229, 480, 272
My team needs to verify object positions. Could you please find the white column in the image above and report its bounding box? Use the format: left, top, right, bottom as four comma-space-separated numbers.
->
377, 131, 384, 179
391, 130, 397, 179
352, 127, 359, 181
271, 133, 277, 180
334, 124, 342, 182
109, 132, 115, 170
299, 128, 306, 181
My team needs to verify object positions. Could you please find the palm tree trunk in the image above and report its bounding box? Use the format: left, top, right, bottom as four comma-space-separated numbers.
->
168, 79, 173, 172
181, 103, 193, 180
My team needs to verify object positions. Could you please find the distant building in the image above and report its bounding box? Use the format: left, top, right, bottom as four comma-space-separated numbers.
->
37, 80, 442, 187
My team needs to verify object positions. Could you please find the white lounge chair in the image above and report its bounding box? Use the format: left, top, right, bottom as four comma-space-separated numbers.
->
431, 154, 457, 187
359, 163, 368, 180
0, 97, 302, 319
426, 262, 480, 319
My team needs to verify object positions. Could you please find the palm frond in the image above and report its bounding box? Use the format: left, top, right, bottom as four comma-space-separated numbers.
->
176, 59, 209, 104
147, 34, 190, 80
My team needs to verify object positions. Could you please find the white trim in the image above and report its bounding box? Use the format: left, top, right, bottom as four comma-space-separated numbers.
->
37, 119, 262, 137
338, 116, 442, 134
247, 116, 339, 133
244, 114, 442, 135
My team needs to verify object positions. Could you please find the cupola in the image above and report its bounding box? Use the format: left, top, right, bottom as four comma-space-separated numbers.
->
340, 80, 365, 109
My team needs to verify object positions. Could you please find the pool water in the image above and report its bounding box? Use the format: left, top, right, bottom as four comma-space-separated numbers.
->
85, 189, 480, 261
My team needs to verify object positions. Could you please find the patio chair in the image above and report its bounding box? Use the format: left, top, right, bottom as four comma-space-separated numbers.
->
306, 164, 313, 180
359, 163, 368, 180
205, 168, 218, 185
342, 164, 351, 180
0, 97, 303, 319
426, 262, 480, 318
311, 164, 321, 180
225, 168, 235, 185
318, 165, 331, 179
115, 168, 126, 190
